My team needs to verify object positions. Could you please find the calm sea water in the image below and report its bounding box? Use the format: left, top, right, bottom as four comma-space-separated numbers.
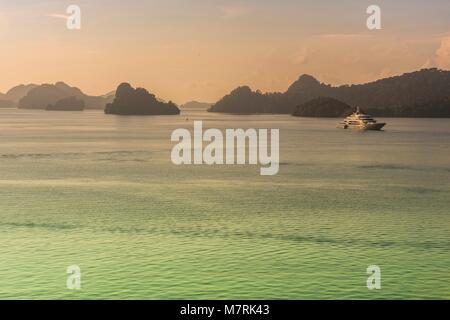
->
0, 108, 449, 299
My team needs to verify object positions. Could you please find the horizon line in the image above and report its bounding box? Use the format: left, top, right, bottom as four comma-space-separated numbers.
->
1, 67, 448, 105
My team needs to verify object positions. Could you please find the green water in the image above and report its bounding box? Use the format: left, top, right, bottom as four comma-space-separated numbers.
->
0, 108, 449, 299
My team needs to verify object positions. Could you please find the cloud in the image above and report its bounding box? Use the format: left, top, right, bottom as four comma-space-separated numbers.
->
292, 48, 309, 65
435, 36, 450, 69
283, 33, 438, 85
318, 33, 370, 40
47, 13, 69, 20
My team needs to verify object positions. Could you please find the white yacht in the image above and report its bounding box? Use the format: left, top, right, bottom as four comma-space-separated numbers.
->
338, 107, 386, 131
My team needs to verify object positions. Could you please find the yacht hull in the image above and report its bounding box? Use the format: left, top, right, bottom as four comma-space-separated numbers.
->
338, 123, 386, 130
364, 123, 386, 130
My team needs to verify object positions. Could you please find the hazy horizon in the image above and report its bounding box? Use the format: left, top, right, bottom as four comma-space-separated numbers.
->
3, 67, 449, 106
1, 0, 450, 103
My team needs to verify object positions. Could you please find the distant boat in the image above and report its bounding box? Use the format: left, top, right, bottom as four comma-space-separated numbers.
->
337, 107, 386, 131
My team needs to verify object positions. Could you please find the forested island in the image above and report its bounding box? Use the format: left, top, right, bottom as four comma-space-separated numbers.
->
2, 68, 449, 117
18, 82, 112, 110
292, 96, 450, 118
46, 96, 85, 111
293, 97, 353, 117
104, 83, 180, 116
180, 101, 212, 110
209, 69, 450, 117
0, 84, 38, 108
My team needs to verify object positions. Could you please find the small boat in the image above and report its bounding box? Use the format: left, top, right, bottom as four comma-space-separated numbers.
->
337, 107, 386, 131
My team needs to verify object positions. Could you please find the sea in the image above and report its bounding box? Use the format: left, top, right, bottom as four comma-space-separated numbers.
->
0, 107, 449, 299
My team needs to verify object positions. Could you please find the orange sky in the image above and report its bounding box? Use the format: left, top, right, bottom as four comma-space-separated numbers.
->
1, 0, 449, 103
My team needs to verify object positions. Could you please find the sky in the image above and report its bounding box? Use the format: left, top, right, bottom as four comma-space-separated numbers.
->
1, 0, 450, 103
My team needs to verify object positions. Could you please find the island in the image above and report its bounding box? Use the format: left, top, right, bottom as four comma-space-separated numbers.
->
19, 82, 113, 110
104, 83, 180, 116
180, 101, 212, 110
293, 97, 353, 117
208, 69, 450, 117
46, 96, 85, 111
5, 84, 38, 104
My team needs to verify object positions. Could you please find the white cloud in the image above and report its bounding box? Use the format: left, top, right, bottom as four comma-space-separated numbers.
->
47, 13, 69, 20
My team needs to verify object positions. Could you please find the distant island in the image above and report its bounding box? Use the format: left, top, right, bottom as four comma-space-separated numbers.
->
104, 83, 180, 116
180, 101, 212, 110
2, 68, 450, 117
46, 96, 85, 111
0, 84, 38, 108
209, 68, 450, 117
18, 82, 113, 110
